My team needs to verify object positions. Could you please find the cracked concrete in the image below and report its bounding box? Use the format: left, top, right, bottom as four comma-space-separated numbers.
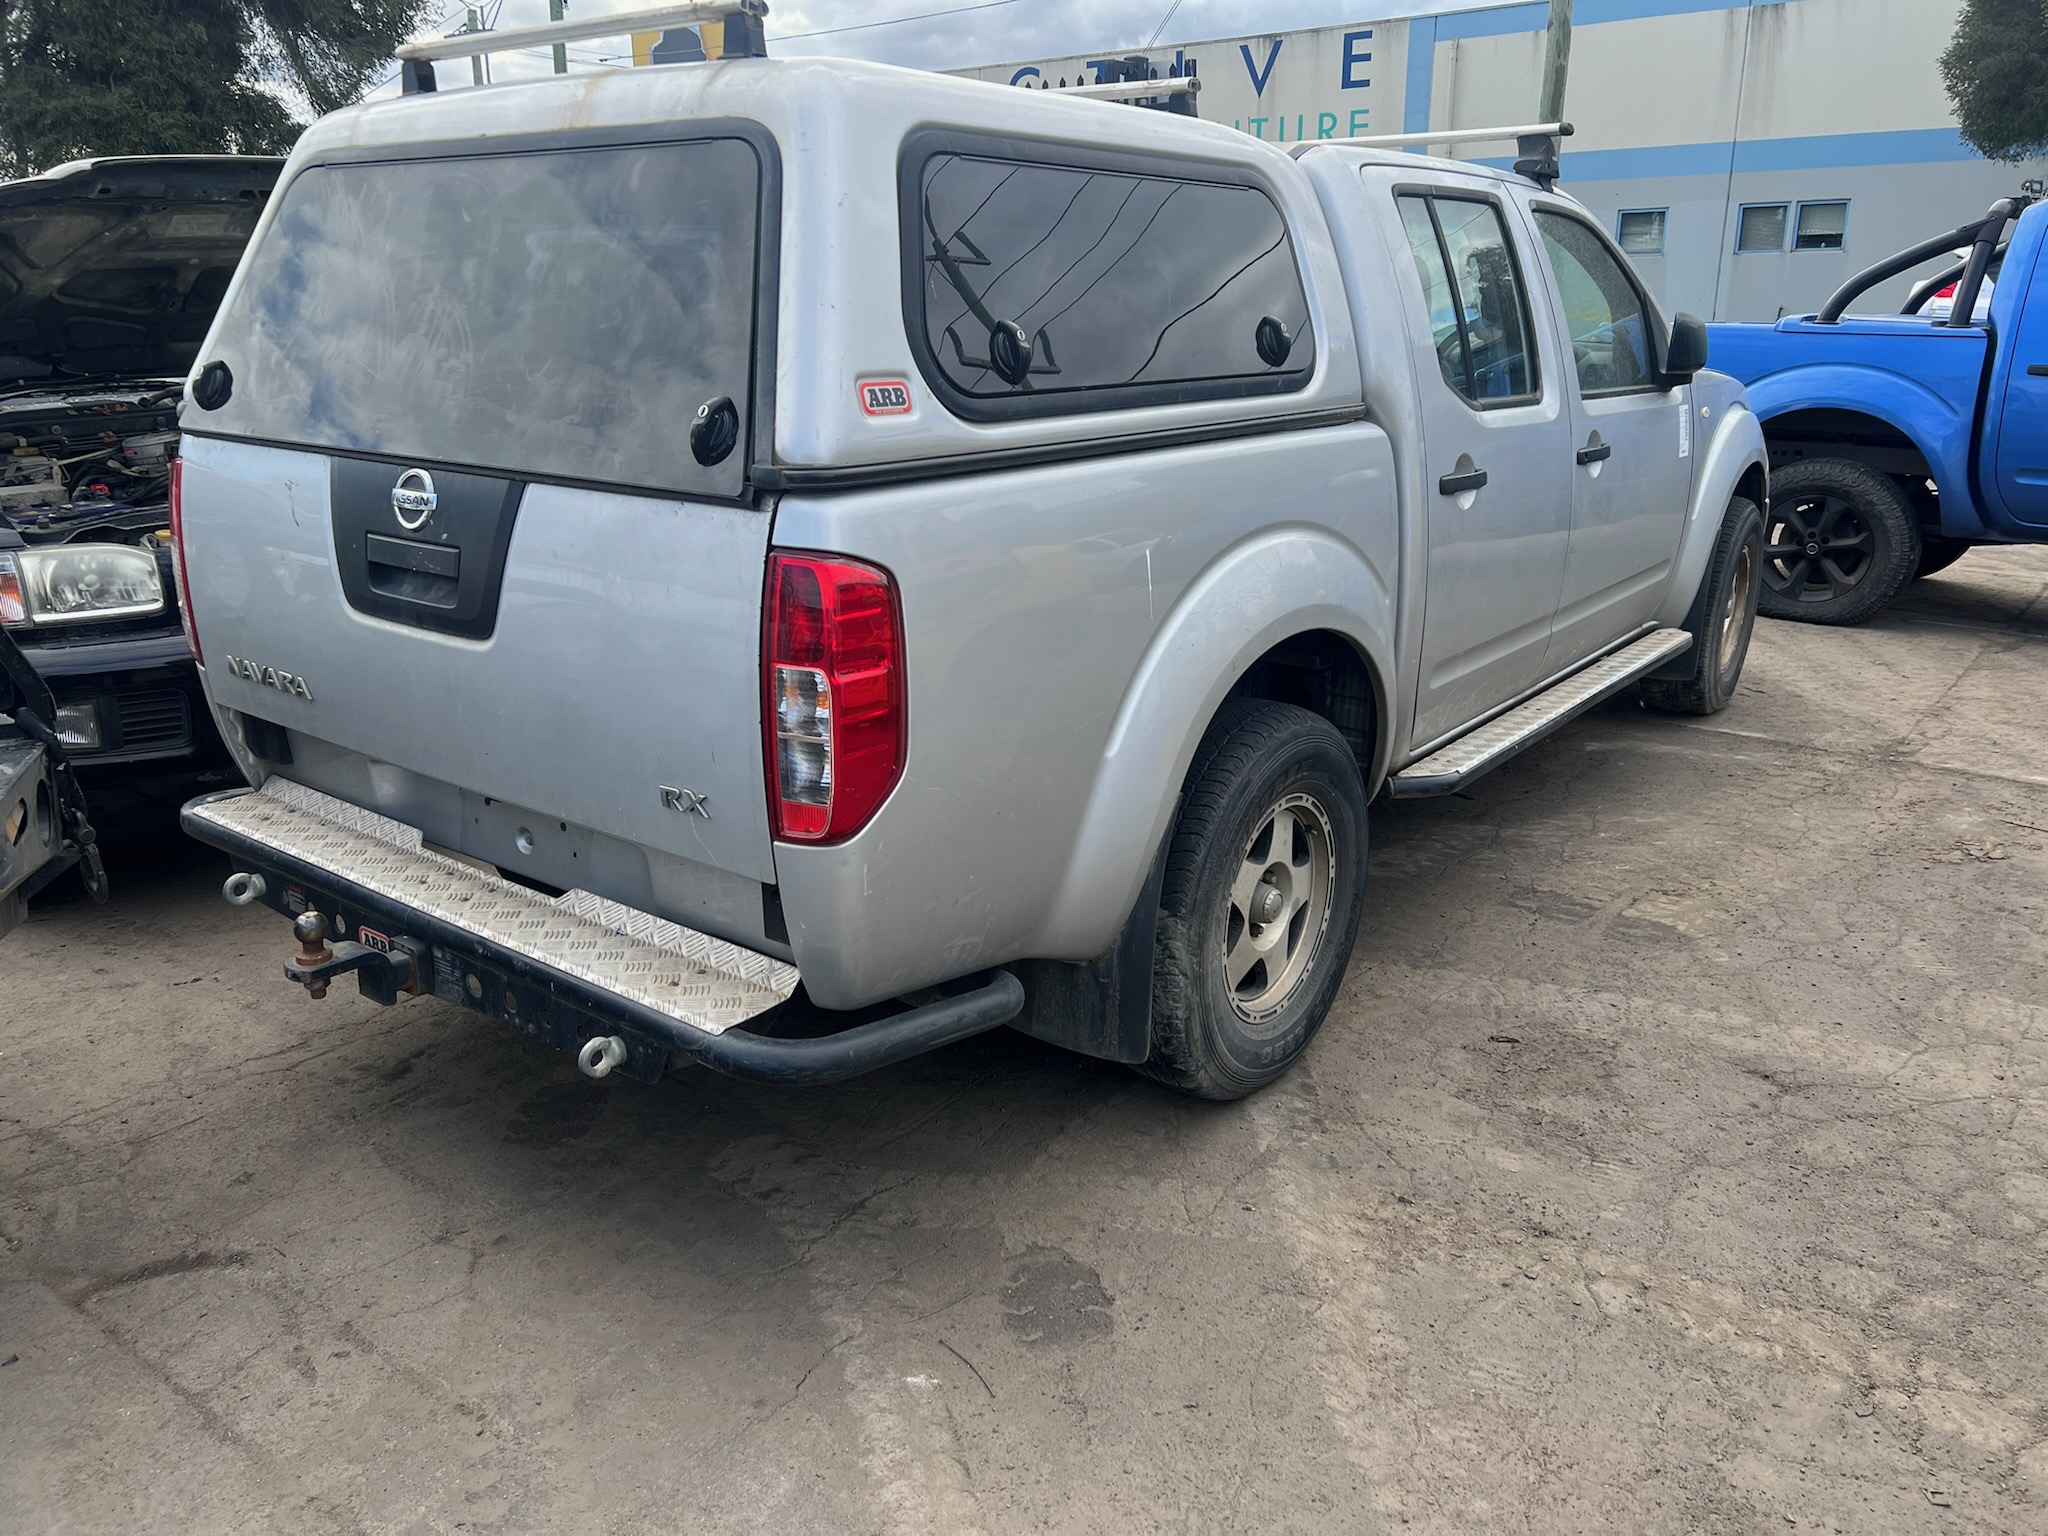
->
2, 547, 2045, 1533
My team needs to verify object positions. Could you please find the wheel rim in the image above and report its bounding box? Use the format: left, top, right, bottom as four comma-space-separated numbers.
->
1719, 539, 1756, 672
1763, 494, 1876, 603
1223, 791, 1335, 1026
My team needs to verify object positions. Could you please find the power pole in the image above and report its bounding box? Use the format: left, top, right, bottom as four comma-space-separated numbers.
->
549, 0, 568, 73
464, 6, 486, 86
1539, 0, 1573, 123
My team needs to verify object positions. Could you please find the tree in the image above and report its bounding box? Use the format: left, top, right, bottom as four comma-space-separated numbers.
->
1941, 0, 2048, 165
0, 0, 435, 177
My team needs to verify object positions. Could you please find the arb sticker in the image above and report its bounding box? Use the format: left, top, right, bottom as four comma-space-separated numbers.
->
859, 380, 913, 416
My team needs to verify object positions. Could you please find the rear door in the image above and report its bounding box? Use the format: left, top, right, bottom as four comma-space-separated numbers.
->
178, 134, 779, 884
1527, 204, 1691, 664
1394, 186, 1573, 749
1994, 227, 2048, 527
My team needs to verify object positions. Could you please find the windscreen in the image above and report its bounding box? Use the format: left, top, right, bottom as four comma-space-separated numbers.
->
195, 139, 761, 498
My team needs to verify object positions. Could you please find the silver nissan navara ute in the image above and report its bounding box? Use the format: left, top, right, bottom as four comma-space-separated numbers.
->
174, 11, 1768, 1101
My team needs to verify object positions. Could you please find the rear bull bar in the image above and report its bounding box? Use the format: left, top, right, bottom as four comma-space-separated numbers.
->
182, 781, 1022, 1087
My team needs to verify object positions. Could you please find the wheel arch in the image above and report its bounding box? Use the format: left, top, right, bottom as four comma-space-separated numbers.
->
1029, 526, 1394, 961
1657, 395, 1768, 630
1744, 365, 1967, 513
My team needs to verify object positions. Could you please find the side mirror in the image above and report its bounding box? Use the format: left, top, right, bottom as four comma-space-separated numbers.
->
1661, 313, 1709, 385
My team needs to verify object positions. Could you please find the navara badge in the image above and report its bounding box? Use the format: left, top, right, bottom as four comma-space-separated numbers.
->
391, 468, 437, 530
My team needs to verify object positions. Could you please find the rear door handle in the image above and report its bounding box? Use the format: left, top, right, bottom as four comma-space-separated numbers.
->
1438, 469, 1489, 496
1576, 443, 1613, 465
2028, 364, 2048, 377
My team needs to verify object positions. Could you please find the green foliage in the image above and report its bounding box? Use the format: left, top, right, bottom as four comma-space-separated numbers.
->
0, 0, 434, 176
1941, 0, 2048, 165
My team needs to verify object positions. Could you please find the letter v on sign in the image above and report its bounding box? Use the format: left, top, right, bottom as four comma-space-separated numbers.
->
1241, 37, 1283, 96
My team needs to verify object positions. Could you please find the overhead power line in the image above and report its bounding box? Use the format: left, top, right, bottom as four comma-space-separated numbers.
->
771, 0, 1022, 42
1145, 0, 1185, 49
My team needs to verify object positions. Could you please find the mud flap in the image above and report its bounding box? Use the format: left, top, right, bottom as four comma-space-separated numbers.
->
1009, 820, 1173, 1065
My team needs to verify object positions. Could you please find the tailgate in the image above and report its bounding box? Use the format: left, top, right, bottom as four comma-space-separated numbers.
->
175, 133, 777, 886
179, 437, 775, 883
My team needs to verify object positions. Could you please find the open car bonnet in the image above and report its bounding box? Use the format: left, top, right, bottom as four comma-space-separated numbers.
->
0, 156, 284, 388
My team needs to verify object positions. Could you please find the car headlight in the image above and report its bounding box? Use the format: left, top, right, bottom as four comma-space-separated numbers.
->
0, 544, 164, 625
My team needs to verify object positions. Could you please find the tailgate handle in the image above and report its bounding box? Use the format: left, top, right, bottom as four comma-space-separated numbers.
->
366, 533, 461, 579
365, 531, 461, 610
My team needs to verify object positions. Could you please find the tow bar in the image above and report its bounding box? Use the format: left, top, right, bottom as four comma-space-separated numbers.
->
281, 909, 425, 1006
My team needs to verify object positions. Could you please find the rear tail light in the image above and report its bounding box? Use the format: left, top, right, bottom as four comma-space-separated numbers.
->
763, 551, 905, 843
167, 458, 200, 666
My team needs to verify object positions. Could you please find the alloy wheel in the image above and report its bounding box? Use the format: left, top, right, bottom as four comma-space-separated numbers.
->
1223, 791, 1335, 1026
1719, 540, 1757, 672
1764, 495, 1875, 603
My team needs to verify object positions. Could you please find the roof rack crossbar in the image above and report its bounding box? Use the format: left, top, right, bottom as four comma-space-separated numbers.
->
1340, 121, 1573, 149
1337, 121, 1573, 189
396, 0, 766, 82
1050, 77, 1198, 103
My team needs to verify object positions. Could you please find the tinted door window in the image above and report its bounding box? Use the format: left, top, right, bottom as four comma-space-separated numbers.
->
1394, 194, 1538, 407
1536, 212, 1657, 395
197, 139, 762, 498
912, 151, 1314, 416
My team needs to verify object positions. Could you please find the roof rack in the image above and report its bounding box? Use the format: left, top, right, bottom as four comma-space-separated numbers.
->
394, 0, 767, 93
1014, 54, 1200, 116
1341, 121, 1574, 189
1054, 77, 1198, 106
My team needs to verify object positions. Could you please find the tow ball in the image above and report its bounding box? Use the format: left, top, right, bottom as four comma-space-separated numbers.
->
285, 911, 426, 1005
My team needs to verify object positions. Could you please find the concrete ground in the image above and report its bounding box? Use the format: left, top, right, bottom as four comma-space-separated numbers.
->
3, 548, 2045, 1535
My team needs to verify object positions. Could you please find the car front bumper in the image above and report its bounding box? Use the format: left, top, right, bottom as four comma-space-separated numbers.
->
180, 780, 1023, 1085
12, 628, 229, 778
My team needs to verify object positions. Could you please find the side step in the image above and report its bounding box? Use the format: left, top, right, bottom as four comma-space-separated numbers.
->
1389, 628, 1693, 799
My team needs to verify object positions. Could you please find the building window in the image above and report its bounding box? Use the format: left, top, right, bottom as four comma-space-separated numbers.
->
1736, 203, 1788, 253
1795, 200, 1849, 251
1616, 209, 1666, 257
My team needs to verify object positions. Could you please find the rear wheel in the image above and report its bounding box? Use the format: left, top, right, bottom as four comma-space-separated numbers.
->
1640, 495, 1764, 716
1914, 536, 1972, 579
1142, 701, 1368, 1101
1758, 458, 1919, 625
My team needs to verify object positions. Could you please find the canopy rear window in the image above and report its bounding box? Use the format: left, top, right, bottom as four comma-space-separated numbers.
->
196, 139, 762, 498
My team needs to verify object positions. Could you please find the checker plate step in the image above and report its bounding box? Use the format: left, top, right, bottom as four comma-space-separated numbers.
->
1390, 628, 1694, 799
189, 778, 799, 1034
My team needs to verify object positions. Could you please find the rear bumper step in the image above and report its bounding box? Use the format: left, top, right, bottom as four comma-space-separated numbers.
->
1389, 628, 1694, 799
181, 780, 1023, 1085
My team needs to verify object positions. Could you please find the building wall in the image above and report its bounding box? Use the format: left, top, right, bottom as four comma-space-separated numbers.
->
957, 0, 2047, 322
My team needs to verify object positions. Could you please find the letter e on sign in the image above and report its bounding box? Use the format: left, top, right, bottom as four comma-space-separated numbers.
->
859, 379, 914, 417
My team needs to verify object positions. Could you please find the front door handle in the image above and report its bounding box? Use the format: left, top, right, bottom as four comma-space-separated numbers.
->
2028, 363, 2048, 377
1438, 468, 1489, 496
1576, 442, 1613, 466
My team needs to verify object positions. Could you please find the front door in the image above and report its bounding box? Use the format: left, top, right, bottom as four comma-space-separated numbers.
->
1994, 227, 2048, 528
1529, 207, 1693, 664
1396, 188, 1574, 749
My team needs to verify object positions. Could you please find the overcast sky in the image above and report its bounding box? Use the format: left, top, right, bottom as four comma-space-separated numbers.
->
390, 0, 1492, 87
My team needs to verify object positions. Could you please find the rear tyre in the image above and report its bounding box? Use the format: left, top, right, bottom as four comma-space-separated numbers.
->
1758, 458, 1919, 625
1640, 495, 1764, 717
1141, 701, 1368, 1101
1914, 536, 1972, 580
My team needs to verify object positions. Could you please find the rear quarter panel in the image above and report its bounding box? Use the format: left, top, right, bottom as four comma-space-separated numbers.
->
770, 424, 1398, 1007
